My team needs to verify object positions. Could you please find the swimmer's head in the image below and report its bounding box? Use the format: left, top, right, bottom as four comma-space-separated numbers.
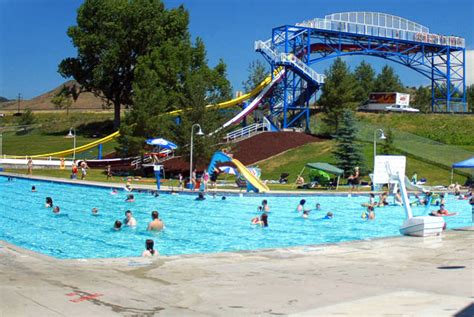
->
198, 192, 204, 199
53, 206, 60, 213
125, 210, 132, 217
370, 193, 375, 198
261, 213, 268, 227
368, 206, 374, 211
262, 199, 268, 205
31, 186, 36, 191
151, 210, 159, 219
221, 196, 226, 200
327, 212, 333, 217
92, 208, 98, 214
114, 220, 122, 229
316, 203, 321, 209
300, 199, 306, 205
145, 239, 154, 251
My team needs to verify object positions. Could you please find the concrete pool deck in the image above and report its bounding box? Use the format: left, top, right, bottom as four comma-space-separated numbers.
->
1, 228, 473, 316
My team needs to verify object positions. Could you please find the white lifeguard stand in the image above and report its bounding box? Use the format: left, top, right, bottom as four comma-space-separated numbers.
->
373, 155, 444, 237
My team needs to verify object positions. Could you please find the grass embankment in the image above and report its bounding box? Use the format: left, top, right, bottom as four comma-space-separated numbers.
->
258, 141, 468, 186
1, 112, 117, 157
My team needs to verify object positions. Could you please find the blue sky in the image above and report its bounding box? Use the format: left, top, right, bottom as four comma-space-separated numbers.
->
0, 0, 473, 99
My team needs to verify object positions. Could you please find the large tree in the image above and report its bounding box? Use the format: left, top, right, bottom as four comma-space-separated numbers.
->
467, 84, 474, 112
353, 60, 375, 103
59, 0, 189, 128
318, 58, 357, 132
373, 65, 405, 92
332, 109, 364, 176
242, 60, 268, 92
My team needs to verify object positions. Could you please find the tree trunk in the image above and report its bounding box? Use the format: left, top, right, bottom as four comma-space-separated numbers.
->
114, 102, 121, 129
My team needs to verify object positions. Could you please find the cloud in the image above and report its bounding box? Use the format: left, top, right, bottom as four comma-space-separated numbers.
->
466, 50, 474, 86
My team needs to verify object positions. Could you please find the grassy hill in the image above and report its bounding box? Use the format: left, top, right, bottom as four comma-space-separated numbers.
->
0, 81, 106, 111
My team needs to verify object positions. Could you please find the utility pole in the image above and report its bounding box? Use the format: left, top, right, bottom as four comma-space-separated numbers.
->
17, 93, 22, 114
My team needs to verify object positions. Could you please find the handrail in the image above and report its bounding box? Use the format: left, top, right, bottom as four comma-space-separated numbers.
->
225, 122, 268, 143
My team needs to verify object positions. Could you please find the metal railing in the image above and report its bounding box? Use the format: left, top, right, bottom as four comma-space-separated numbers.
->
255, 40, 325, 84
225, 121, 269, 143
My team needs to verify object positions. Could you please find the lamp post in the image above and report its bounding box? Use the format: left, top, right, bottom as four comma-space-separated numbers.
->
66, 127, 76, 160
373, 128, 386, 163
189, 123, 204, 189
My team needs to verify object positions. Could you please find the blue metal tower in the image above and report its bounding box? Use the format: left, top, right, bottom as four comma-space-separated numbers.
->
256, 12, 467, 130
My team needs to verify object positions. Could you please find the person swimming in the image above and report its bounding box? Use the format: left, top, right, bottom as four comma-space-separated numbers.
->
125, 194, 135, 202
53, 206, 60, 214
31, 186, 36, 192
362, 206, 375, 220
91, 208, 99, 215
430, 204, 457, 217
394, 190, 403, 206
315, 203, 321, 210
302, 210, 310, 219
323, 212, 333, 219
147, 211, 164, 231
110, 189, 118, 195
45, 197, 53, 208
261, 200, 270, 212
124, 210, 137, 226
142, 239, 158, 257
114, 220, 122, 230
296, 199, 308, 212
195, 192, 205, 201
362, 193, 376, 207
221, 196, 226, 200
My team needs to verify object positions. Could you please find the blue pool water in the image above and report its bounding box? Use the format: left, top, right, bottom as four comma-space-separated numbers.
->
0, 176, 471, 259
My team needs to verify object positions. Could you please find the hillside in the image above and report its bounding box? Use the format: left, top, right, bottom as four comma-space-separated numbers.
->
0, 81, 106, 111
0, 96, 10, 103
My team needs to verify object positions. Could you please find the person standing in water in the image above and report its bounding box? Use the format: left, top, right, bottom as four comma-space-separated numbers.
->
142, 239, 158, 257
147, 211, 164, 231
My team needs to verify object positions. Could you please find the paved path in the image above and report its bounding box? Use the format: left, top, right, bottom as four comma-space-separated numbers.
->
1, 229, 473, 316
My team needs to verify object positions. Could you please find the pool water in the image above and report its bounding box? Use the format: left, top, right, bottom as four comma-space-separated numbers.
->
0, 176, 471, 259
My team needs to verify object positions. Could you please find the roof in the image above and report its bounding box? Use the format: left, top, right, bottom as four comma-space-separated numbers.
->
452, 157, 474, 169
306, 163, 344, 176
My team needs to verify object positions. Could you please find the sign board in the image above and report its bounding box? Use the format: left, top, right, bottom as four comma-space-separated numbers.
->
373, 155, 406, 184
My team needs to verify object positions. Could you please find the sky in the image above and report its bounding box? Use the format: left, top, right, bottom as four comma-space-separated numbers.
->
0, 0, 473, 100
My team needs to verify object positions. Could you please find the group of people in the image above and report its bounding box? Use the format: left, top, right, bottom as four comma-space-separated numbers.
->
71, 160, 88, 180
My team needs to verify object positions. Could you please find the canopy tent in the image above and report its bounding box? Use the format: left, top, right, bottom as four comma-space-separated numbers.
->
451, 156, 474, 184
296, 162, 344, 189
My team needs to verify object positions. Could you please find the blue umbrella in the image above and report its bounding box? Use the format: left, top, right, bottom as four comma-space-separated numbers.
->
145, 138, 178, 150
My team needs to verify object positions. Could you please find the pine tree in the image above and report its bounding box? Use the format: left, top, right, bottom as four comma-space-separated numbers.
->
242, 60, 268, 92
353, 60, 375, 103
332, 110, 364, 176
380, 128, 395, 155
373, 65, 404, 92
413, 86, 431, 113
318, 58, 357, 133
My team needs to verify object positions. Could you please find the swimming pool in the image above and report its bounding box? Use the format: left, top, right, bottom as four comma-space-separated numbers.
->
0, 176, 471, 259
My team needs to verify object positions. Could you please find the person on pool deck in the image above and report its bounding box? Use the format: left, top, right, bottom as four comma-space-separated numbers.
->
31, 186, 36, 192
142, 239, 158, 257
125, 194, 135, 202
114, 220, 122, 230
296, 199, 309, 212
261, 200, 270, 212
53, 206, 60, 214
347, 166, 360, 192
323, 212, 334, 219
45, 197, 53, 208
80, 161, 88, 180
124, 210, 137, 226
91, 208, 99, 215
147, 211, 164, 231
195, 192, 206, 201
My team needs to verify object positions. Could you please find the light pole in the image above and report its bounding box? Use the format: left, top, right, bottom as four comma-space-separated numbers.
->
189, 123, 204, 189
66, 127, 76, 160
373, 128, 386, 163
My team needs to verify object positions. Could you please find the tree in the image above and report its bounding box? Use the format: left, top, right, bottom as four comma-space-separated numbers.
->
51, 86, 73, 116
242, 60, 268, 92
412, 86, 431, 113
318, 58, 357, 133
467, 84, 474, 112
332, 110, 365, 176
59, 0, 189, 128
118, 35, 232, 163
380, 128, 395, 155
373, 65, 404, 92
353, 60, 375, 103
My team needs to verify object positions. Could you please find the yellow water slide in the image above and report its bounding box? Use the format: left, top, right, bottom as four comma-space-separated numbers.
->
231, 158, 270, 193
12, 68, 283, 158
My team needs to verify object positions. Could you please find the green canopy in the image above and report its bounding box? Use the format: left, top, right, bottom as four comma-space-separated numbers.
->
306, 163, 344, 176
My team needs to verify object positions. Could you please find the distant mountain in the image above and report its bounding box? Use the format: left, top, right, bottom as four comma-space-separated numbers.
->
0, 96, 10, 103
0, 81, 107, 111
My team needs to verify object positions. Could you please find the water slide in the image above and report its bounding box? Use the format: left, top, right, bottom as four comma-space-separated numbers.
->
207, 151, 269, 193
12, 69, 284, 159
